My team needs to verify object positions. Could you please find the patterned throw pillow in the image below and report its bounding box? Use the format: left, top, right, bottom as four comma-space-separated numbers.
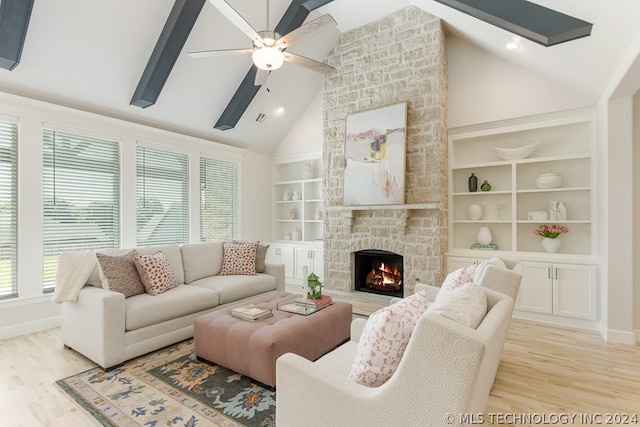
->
348, 291, 429, 387
221, 241, 259, 275
234, 240, 270, 273
134, 251, 179, 296
96, 250, 146, 298
437, 264, 478, 299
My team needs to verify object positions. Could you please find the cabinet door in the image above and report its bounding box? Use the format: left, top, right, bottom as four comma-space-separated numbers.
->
553, 264, 597, 320
266, 245, 295, 279
294, 247, 324, 281
516, 262, 553, 314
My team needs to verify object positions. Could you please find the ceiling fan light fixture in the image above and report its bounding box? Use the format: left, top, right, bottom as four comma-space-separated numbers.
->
253, 47, 284, 71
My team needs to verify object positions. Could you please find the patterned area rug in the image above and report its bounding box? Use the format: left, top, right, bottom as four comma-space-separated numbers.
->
55, 339, 276, 426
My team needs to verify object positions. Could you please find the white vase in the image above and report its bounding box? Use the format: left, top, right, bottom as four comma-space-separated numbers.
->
542, 237, 561, 253
476, 227, 492, 245
467, 203, 483, 220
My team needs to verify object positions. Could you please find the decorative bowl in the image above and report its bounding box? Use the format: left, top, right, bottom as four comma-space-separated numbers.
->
491, 142, 539, 160
536, 172, 562, 189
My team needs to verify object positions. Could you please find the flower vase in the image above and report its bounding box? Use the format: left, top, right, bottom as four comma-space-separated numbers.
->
542, 237, 561, 253
476, 226, 492, 245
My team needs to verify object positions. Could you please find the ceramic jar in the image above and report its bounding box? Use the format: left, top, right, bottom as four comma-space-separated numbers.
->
542, 237, 561, 253
291, 229, 301, 241
291, 190, 300, 200
467, 203, 483, 220
536, 172, 562, 189
283, 191, 290, 201
476, 226, 492, 245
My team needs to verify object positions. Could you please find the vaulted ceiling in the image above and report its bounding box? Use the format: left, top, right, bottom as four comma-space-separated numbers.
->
0, 0, 638, 154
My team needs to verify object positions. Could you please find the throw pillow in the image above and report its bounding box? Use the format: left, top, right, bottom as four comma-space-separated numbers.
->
438, 264, 478, 299
348, 291, 429, 387
473, 257, 507, 284
221, 241, 259, 275
134, 251, 179, 296
234, 240, 270, 273
96, 250, 146, 298
428, 282, 488, 329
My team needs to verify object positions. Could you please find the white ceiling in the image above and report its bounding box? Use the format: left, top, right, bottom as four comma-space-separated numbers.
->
0, 0, 638, 154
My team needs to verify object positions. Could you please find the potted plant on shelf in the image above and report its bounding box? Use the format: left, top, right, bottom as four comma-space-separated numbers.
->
534, 224, 569, 253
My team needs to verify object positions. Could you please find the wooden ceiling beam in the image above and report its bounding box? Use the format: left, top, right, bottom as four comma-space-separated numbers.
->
0, 0, 35, 71
130, 0, 206, 108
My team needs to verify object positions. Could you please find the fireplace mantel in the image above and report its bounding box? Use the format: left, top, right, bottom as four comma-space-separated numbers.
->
324, 203, 441, 212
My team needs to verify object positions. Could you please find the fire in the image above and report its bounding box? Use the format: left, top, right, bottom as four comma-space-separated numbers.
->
365, 261, 402, 292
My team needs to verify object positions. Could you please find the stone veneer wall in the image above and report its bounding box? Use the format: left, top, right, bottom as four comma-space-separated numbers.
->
322, 7, 448, 296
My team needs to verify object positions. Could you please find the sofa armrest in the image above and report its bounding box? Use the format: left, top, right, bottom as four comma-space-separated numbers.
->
415, 283, 441, 302
60, 286, 126, 369
264, 263, 285, 292
350, 317, 368, 342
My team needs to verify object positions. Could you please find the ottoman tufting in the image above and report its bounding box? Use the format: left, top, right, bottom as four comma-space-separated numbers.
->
193, 291, 352, 387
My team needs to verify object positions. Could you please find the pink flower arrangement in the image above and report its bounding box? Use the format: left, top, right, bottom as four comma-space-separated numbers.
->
534, 224, 569, 239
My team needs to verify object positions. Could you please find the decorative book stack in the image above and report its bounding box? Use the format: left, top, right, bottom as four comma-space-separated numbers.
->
294, 295, 333, 310
231, 305, 273, 322
470, 243, 498, 251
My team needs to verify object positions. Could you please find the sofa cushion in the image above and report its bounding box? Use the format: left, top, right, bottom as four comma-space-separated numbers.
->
438, 264, 478, 299
180, 241, 224, 283
190, 273, 277, 305
134, 251, 179, 296
428, 282, 488, 329
348, 291, 429, 387
95, 250, 146, 297
473, 257, 507, 284
220, 241, 258, 275
124, 284, 219, 330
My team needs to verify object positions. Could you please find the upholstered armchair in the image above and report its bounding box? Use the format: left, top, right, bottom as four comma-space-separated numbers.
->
275, 258, 523, 427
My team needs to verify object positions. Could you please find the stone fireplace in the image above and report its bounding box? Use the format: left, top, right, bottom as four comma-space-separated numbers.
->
321, 7, 448, 298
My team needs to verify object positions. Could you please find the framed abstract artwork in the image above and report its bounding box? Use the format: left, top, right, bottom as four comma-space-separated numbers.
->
343, 102, 407, 205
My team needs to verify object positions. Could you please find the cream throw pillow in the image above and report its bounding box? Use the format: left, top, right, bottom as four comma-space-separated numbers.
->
473, 257, 507, 284
428, 282, 487, 329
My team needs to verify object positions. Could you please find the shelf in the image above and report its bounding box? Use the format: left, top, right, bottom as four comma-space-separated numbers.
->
448, 110, 595, 258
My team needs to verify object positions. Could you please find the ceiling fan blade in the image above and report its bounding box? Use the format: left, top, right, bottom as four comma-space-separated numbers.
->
208, 0, 263, 45
276, 14, 336, 49
254, 68, 269, 86
283, 52, 335, 75
188, 48, 254, 58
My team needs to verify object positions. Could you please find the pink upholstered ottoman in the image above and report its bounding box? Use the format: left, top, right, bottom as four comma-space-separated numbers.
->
193, 292, 352, 388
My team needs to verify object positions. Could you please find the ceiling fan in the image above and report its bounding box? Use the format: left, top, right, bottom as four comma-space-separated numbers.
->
189, 0, 337, 86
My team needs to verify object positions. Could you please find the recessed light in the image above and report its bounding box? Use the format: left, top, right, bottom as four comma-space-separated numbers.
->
505, 40, 519, 50
276, 106, 285, 114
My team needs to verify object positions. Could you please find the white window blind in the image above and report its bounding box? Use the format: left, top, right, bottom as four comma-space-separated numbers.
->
0, 120, 17, 299
136, 146, 189, 246
200, 156, 238, 241
42, 129, 120, 289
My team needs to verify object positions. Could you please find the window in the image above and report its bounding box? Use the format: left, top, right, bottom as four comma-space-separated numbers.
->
136, 145, 189, 246
200, 156, 238, 241
42, 129, 120, 290
0, 119, 18, 299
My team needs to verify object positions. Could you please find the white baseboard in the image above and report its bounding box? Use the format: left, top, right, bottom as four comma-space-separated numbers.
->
0, 316, 60, 340
602, 327, 637, 345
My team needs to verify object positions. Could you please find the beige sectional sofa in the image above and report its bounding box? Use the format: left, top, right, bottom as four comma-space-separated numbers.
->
59, 241, 285, 370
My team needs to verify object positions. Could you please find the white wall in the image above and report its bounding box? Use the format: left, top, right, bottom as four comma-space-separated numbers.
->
0, 90, 272, 339
447, 35, 591, 128
634, 91, 640, 333
273, 91, 324, 156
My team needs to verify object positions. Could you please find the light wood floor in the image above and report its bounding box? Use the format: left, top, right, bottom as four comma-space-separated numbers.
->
1, 320, 638, 426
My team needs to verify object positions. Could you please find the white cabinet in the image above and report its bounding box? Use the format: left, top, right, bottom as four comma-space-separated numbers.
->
265, 244, 295, 279
294, 247, 324, 283
516, 262, 597, 320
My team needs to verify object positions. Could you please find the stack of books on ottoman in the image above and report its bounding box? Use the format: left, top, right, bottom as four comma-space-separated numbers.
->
295, 295, 333, 310
231, 305, 273, 322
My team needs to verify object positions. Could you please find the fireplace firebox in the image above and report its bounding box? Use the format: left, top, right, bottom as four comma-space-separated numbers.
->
354, 249, 403, 298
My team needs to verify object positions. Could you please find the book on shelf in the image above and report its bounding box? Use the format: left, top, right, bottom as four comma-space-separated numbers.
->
294, 295, 332, 309
231, 305, 272, 321
470, 243, 498, 251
